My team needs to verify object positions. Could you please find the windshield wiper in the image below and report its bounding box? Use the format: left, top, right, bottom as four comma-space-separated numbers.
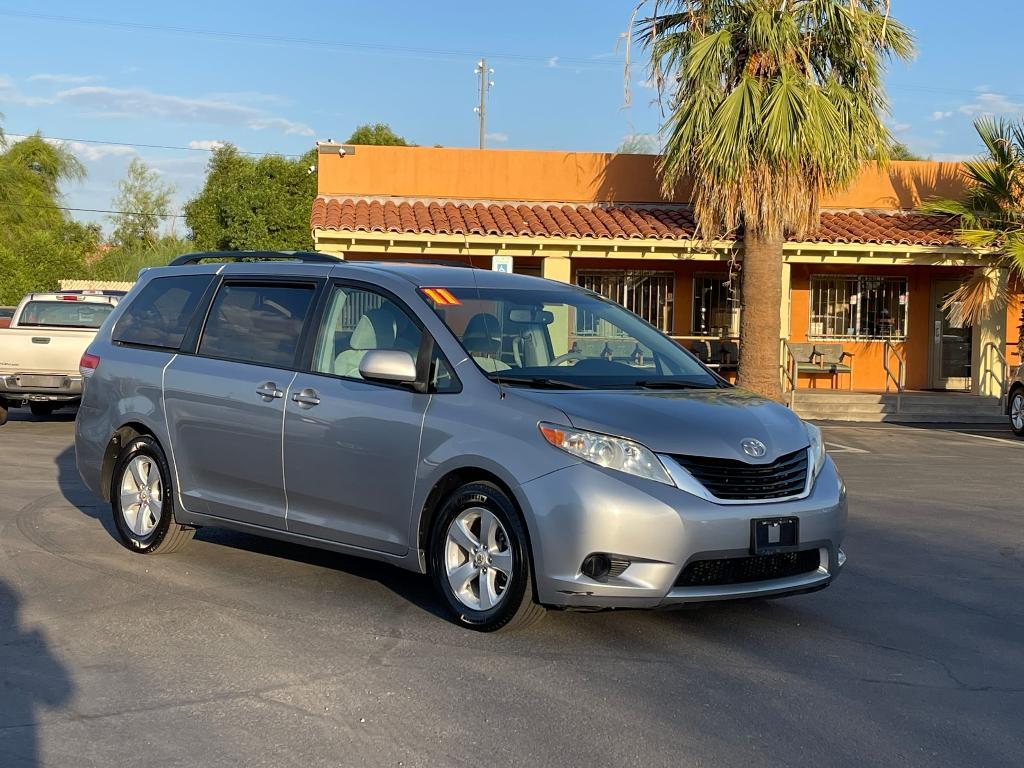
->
489, 375, 587, 390
631, 379, 721, 390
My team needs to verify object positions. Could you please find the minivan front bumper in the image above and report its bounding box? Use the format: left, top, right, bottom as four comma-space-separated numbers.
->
518, 457, 847, 609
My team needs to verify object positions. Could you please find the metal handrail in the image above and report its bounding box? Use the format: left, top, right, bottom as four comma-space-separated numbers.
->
781, 339, 798, 407
883, 340, 906, 413
981, 341, 1010, 408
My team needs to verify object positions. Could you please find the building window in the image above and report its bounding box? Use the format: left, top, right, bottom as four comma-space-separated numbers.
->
575, 270, 674, 334
809, 275, 908, 340
692, 272, 740, 337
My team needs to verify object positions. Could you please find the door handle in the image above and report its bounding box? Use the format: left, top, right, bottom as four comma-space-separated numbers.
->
256, 382, 284, 401
291, 388, 321, 408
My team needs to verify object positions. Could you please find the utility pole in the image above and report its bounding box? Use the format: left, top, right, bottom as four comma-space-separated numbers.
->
474, 57, 494, 149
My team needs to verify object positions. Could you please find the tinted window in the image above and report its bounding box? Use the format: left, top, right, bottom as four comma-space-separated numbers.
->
312, 285, 423, 379
113, 275, 213, 349
20, 301, 116, 329
199, 282, 316, 368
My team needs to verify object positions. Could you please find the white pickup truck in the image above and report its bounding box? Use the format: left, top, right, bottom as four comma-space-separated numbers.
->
0, 291, 123, 424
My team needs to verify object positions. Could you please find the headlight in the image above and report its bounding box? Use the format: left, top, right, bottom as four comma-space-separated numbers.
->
805, 421, 826, 479
539, 423, 673, 485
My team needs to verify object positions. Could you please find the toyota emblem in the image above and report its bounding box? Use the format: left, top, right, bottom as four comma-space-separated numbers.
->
741, 438, 767, 458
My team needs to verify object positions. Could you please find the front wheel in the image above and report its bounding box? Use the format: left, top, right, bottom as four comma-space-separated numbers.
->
110, 435, 194, 554
430, 481, 544, 632
1010, 389, 1024, 438
0, 400, 8, 427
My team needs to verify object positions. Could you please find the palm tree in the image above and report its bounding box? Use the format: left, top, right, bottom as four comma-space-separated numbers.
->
631, 1, 913, 399
925, 117, 1023, 357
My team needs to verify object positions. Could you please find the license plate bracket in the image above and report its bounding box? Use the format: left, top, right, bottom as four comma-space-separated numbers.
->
750, 517, 799, 555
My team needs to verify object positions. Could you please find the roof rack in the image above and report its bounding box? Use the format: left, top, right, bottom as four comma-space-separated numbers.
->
169, 251, 340, 266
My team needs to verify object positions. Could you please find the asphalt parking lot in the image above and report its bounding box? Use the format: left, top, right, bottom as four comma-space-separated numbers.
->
1, 412, 1022, 768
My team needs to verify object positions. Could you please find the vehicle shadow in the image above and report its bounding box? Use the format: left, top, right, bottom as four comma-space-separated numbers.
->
0, 580, 75, 767
53, 445, 448, 621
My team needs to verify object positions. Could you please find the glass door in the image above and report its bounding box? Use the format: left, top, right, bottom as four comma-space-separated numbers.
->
929, 280, 973, 390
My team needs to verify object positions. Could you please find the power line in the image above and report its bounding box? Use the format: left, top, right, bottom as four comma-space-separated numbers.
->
0, 201, 184, 218
6, 132, 302, 158
0, 9, 619, 69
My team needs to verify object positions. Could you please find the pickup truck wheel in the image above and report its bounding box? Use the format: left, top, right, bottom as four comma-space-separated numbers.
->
111, 436, 194, 554
30, 403, 56, 418
429, 481, 545, 632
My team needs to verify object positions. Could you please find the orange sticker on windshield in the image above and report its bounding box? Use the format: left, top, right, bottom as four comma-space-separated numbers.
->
421, 288, 461, 306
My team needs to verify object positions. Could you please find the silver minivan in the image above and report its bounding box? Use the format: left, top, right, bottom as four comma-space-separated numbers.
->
76, 253, 847, 631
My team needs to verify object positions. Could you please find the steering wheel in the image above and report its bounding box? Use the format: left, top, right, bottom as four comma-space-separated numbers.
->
549, 351, 586, 366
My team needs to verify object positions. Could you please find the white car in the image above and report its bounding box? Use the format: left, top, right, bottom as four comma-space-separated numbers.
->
0, 291, 122, 424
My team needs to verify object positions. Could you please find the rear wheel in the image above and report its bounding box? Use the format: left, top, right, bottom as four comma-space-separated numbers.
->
30, 403, 56, 418
430, 481, 544, 632
1010, 389, 1024, 438
110, 435, 194, 554
0, 400, 7, 426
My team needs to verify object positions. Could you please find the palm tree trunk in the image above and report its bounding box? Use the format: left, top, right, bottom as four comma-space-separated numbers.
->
738, 232, 785, 401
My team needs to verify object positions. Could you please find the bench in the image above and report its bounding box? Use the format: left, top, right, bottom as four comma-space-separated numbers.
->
684, 339, 738, 374
786, 342, 854, 389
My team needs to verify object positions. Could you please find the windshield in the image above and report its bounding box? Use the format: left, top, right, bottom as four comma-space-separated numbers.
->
425, 285, 720, 390
17, 301, 116, 329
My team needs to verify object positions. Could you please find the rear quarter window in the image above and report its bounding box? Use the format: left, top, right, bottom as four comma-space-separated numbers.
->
113, 275, 214, 350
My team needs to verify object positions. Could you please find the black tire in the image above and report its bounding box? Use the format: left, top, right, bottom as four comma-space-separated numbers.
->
429, 481, 545, 632
110, 435, 194, 554
30, 403, 56, 418
1010, 388, 1024, 438
0, 400, 7, 427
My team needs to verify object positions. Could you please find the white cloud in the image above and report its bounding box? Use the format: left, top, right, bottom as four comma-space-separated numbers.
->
54, 85, 315, 136
958, 92, 1024, 117
890, 121, 911, 133
0, 73, 52, 106
485, 131, 509, 142
547, 56, 559, 68
188, 139, 227, 150
639, 77, 657, 90
29, 73, 99, 84
930, 110, 953, 121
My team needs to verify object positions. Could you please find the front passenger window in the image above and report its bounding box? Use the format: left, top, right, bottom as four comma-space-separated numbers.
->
313, 286, 423, 380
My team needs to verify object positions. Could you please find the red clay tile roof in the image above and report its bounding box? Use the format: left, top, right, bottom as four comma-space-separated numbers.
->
311, 197, 961, 247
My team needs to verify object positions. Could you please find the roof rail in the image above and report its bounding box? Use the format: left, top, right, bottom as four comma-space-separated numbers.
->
169, 251, 340, 266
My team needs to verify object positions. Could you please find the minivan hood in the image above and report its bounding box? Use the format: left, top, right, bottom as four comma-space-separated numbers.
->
511, 387, 809, 461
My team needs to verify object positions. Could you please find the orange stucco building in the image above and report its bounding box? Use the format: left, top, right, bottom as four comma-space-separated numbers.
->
310, 143, 1020, 398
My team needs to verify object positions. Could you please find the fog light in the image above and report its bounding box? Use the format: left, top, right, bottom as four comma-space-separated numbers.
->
837, 548, 847, 568
581, 553, 612, 581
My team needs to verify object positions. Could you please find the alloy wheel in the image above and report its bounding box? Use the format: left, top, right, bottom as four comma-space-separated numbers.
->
120, 456, 163, 537
1012, 393, 1024, 431
444, 506, 513, 611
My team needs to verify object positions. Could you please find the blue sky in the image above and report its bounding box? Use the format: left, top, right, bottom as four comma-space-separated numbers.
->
1, 1, 1022, 231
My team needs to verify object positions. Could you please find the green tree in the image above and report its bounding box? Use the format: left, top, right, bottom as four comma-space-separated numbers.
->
926, 117, 1024, 351
0, 129, 95, 302
183, 144, 318, 251
633, 1, 913, 399
887, 141, 925, 161
110, 158, 175, 246
346, 123, 410, 146
0, 132, 84, 243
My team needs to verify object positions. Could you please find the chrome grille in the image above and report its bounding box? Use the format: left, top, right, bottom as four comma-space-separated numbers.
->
672, 449, 808, 501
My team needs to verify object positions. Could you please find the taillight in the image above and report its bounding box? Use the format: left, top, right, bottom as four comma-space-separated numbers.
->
80, 352, 100, 378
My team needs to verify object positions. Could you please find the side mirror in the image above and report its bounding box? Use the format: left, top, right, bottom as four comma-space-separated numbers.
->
358, 349, 418, 384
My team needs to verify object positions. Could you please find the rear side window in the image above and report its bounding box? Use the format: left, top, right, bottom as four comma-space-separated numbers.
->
113, 275, 213, 349
198, 282, 316, 368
